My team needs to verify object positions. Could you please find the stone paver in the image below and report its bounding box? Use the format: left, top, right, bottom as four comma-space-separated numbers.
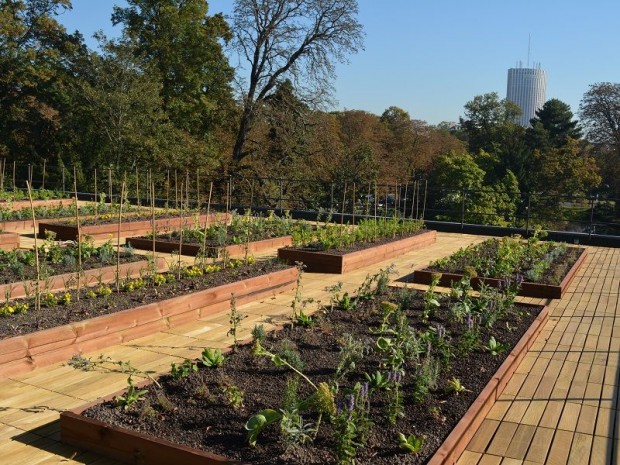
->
0, 228, 617, 465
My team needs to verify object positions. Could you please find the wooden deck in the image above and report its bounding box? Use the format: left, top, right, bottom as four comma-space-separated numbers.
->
0, 231, 616, 464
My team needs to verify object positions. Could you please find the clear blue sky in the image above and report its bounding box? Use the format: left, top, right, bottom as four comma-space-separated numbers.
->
57, 0, 620, 125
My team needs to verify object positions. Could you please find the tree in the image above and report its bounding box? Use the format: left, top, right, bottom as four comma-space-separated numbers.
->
0, 0, 85, 168
526, 98, 581, 150
579, 82, 620, 156
112, 0, 235, 139
460, 92, 522, 155
230, 0, 364, 165
579, 82, 620, 201
429, 151, 520, 226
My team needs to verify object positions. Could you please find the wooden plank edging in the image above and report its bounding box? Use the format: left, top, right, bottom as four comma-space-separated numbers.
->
0, 266, 298, 379
277, 230, 437, 274
411, 247, 587, 299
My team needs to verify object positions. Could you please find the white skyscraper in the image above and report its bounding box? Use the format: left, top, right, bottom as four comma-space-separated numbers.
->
506, 66, 547, 127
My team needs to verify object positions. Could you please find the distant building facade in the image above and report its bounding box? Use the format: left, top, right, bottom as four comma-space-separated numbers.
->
506, 66, 547, 127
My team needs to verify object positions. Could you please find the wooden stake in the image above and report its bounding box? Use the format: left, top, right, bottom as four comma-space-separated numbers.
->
26, 181, 41, 312
73, 167, 81, 302
116, 176, 126, 292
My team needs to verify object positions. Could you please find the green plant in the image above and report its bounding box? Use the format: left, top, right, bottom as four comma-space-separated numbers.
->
386, 371, 405, 424
227, 293, 245, 352
222, 384, 244, 410
333, 382, 372, 465
446, 377, 469, 395
485, 336, 507, 355
398, 432, 425, 453
170, 359, 198, 380
201, 348, 225, 367
115, 376, 149, 410
422, 273, 441, 322
334, 333, 367, 381
364, 370, 390, 391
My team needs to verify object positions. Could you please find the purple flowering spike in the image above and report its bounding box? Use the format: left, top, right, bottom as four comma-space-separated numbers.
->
466, 313, 474, 330
347, 394, 355, 412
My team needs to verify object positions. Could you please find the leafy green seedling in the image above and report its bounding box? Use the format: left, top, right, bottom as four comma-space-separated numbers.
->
398, 432, 425, 453
201, 348, 225, 367
485, 336, 507, 356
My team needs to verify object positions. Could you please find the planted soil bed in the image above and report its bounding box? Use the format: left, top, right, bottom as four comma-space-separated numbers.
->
39, 212, 224, 241
0, 261, 290, 341
278, 230, 436, 273
67, 287, 543, 465
404, 239, 587, 299
128, 235, 293, 257
0, 261, 296, 378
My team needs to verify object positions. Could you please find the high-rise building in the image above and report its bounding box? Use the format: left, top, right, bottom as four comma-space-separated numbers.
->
506, 65, 547, 127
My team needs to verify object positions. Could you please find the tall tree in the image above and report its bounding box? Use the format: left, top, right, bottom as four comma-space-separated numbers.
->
230, 0, 364, 165
112, 0, 235, 139
579, 82, 620, 157
0, 0, 85, 168
526, 98, 581, 150
579, 82, 620, 201
460, 92, 522, 155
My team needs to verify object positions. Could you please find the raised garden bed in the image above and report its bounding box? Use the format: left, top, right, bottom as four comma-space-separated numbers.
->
0, 198, 75, 211
127, 235, 293, 258
38, 213, 225, 241
0, 256, 166, 301
278, 230, 436, 273
404, 238, 587, 299
0, 231, 19, 250
0, 263, 297, 379
60, 282, 546, 464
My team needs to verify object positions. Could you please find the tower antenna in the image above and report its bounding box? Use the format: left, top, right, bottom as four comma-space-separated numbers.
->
527, 33, 531, 68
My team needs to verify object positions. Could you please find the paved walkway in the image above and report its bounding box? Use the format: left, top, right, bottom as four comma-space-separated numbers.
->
458, 245, 620, 465
0, 232, 616, 464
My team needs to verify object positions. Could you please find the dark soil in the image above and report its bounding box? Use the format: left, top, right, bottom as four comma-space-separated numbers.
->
54, 210, 207, 227
0, 260, 289, 340
0, 252, 142, 284
83, 287, 540, 464
288, 230, 429, 256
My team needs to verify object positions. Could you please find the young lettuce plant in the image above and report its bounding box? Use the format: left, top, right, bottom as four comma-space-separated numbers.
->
245, 346, 335, 447
398, 432, 425, 453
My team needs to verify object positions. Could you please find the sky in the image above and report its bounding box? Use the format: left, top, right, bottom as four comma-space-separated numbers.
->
56, 0, 620, 125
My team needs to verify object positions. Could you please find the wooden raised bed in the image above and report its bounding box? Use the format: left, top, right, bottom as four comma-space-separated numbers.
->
127, 235, 293, 257
0, 266, 298, 379
60, 302, 549, 465
0, 231, 19, 250
408, 247, 587, 299
38, 213, 226, 241
277, 230, 437, 274
0, 256, 166, 301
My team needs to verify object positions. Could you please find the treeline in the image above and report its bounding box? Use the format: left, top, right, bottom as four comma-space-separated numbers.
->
2, 1, 619, 227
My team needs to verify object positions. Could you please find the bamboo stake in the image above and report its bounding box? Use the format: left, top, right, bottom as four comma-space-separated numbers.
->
26, 181, 41, 312
410, 181, 416, 219
365, 182, 371, 217
116, 177, 126, 293
166, 170, 170, 211
73, 168, 81, 302
42, 159, 46, 190
177, 180, 184, 280
94, 169, 98, 219
174, 170, 178, 210
108, 168, 112, 204
151, 178, 156, 267
200, 182, 213, 269
0, 158, 5, 191
373, 182, 378, 241
422, 180, 428, 221
135, 167, 140, 206
352, 182, 356, 225
403, 183, 409, 219
416, 181, 420, 220
12, 161, 16, 191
